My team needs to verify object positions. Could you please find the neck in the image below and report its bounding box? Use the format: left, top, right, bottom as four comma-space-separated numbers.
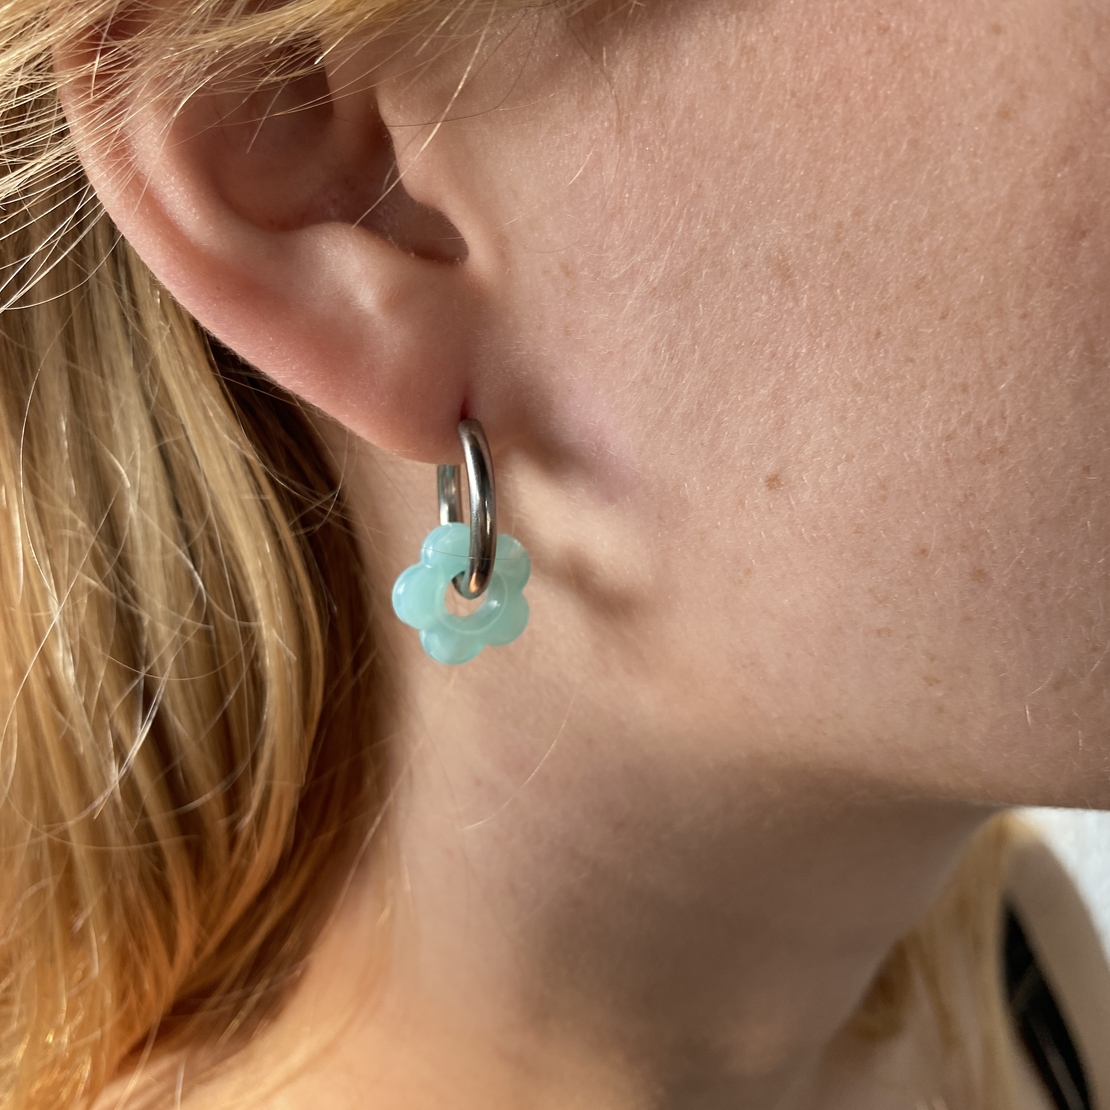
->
202, 685, 988, 1110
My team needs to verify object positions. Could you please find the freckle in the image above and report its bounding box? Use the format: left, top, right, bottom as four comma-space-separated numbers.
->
1082, 464, 1092, 476
996, 104, 1013, 122
764, 473, 783, 491
766, 250, 795, 290
914, 545, 930, 559
990, 21, 1004, 34
970, 567, 989, 585
875, 627, 893, 638
923, 675, 941, 687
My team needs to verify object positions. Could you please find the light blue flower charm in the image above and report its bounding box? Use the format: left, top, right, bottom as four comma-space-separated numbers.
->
392, 523, 531, 665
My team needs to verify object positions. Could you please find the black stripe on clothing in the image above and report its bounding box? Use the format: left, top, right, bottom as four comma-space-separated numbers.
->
1004, 904, 1093, 1110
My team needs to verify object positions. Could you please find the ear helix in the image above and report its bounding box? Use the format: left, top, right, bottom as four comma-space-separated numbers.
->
391, 419, 530, 665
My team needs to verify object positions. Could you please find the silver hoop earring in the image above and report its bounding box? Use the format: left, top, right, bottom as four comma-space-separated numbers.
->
436, 419, 496, 599
392, 419, 531, 665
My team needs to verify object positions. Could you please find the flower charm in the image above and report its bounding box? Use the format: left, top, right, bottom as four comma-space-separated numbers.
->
392, 523, 531, 665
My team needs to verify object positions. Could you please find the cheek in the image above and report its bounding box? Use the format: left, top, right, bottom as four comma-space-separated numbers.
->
488, 0, 1110, 799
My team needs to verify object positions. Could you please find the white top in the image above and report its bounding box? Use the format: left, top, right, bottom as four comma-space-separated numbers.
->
1020, 808, 1110, 965
1009, 811, 1110, 1110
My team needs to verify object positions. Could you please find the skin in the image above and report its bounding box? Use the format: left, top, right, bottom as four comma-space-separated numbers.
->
65, 0, 1110, 1105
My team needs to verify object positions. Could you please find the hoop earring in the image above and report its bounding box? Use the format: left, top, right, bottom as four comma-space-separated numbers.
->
392, 419, 531, 665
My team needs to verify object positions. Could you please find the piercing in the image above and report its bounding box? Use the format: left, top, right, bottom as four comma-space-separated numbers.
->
392, 419, 531, 665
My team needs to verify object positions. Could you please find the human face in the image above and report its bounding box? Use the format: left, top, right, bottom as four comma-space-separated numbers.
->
375, 0, 1110, 806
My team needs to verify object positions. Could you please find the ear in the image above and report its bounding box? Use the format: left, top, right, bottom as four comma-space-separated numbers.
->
58, 31, 484, 460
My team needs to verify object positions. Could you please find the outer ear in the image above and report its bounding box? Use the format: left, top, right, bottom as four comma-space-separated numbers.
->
58, 31, 481, 461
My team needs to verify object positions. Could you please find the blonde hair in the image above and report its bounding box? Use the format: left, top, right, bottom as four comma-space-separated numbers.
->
0, 3, 1028, 1107
0, 3, 411, 1106
853, 813, 1023, 1110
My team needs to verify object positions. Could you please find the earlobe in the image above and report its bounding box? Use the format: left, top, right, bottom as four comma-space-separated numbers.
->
59, 36, 478, 461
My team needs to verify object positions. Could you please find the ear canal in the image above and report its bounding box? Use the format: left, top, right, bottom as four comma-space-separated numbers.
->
357, 109, 468, 264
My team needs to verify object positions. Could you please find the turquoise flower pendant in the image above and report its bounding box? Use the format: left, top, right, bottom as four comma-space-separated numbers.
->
392, 522, 531, 665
